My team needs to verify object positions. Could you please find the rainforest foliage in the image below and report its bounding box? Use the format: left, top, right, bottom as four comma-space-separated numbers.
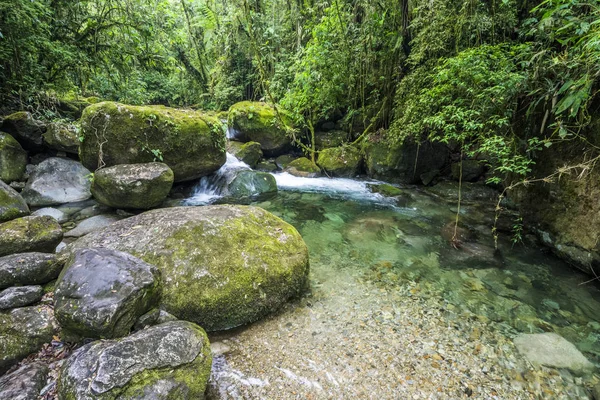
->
1, 0, 599, 182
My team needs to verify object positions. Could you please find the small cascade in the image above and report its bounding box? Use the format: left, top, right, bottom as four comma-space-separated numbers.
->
186, 153, 250, 205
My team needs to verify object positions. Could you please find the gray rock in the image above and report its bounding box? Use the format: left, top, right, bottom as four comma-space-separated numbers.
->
0, 215, 63, 257
54, 248, 162, 339
256, 161, 278, 172
514, 333, 595, 375
43, 121, 80, 154
22, 157, 92, 206
58, 321, 212, 399
65, 206, 310, 331
0, 180, 29, 223
91, 162, 174, 209
0, 285, 43, 310
228, 170, 277, 198
1, 112, 46, 151
0, 252, 62, 289
0, 362, 49, 400
0, 306, 57, 373
56, 199, 98, 217
64, 214, 121, 238
32, 207, 68, 223
134, 309, 179, 331
0, 131, 28, 183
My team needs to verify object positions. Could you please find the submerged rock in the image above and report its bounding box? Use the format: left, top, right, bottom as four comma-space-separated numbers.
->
0, 132, 28, 183
0, 306, 57, 373
64, 214, 122, 238
0, 252, 62, 289
66, 206, 309, 331
1, 112, 46, 151
0, 285, 43, 310
91, 162, 174, 209
317, 145, 362, 177
285, 157, 321, 178
514, 333, 595, 375
0, 180, 29, 223
0, 216, 63, 257
228, 170, 277, 198
58, 321, 212, 399
21, 157, 92, 206
43, 121, 80, 154
0, 362, 49, 400
80, 102, 226, 182
228, 102, 293, 156
55, 248, 162, 339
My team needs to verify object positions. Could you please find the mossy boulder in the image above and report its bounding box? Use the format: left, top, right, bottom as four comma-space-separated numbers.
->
79, 102, 226, 182
0, 132, 27, 182
91, 162, 174, 209
317, 146, 362, 177
228, 170, 277, 198
66, 206, 310, 331
56, 97, 93, 120
0, 252, 62, 289
314, 130, 349, 150
275, 154, 298, 170
228, 101, 293, 157
362, 136, 449, 183
367, 183, 404, 197
55, 248, 162, 339
0, 305, 57, 374
0, 180, 29, 223
285, 157, 321, 178
229, 141, 263, 168
43, 122, 80, 154
0, 215, 63, 257
1, 112, 46, 151
57, 321, 212, 399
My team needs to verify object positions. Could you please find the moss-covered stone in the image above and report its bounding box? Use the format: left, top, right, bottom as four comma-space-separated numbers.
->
275, 154, 298, 170
0, 215, 63, 257
0, 253, 62, 289
79, 102, 226, 182
92, 162, 174, 209
228, 101, 294, 156
228, 170, 277, 198
1, 112, 46, 150
43, 122, 80, 154
66, 206, 310, 331
0, 180, 29, 223
317, 145, 362, 177
234, 141, 263, 168
314, 130, 349, 150
57, 321, 212, 399
285, 157, 321, 178
367, 183, 404, 197
56, 97, 94, 120
0, 132, 27, 182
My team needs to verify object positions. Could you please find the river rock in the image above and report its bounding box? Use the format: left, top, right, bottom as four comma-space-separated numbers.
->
228, 101, 293, 156
91, 162, 174, 209
514, 332, 595, 375
0, 132, 28, 182
228, 170, 277, 198
275, 154, 297, 170
1, 112, 46, 151
0, 252, 62, 289
285, 157, 321, 178
0, 362, 49, 400
58, 321, 212, 399
229, 141, 263, 168
315, 130, 348, 150
317, 145, 362, 177
64, 214, 122, 238
21, 157, 92, 206
80, 102, 227, 182
43, 121, 80, 154
55, 248, 161, 339
0, 216, 63, 257
66, 206, 309, 331
31, 207, 68, 223
0, 285, 43, 310
0, 180, 29, 223
0, 306, 57, 373
451, 160, 486, 182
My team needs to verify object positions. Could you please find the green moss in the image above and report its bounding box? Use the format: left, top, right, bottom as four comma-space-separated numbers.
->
287, 157, 320, 173
0, 216, 62, 256
0, 132, 28, 183
367, 183, 403, 197
236, 141, 263, 167
317, 145, 362, 177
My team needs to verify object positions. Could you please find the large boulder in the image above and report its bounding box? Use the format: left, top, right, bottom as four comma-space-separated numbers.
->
55, 248, 162, 339
228, 141, 263, 168
317, 145, 362, 177
227, 170, 277, 198
0, 306, 57, 373
91, 162, 174, 209
0, 362, 49, 400
362, 136, 449, 183
0, 132, 27, 182
228, 101, 293, 157
66, 206, 309, 331
0, 180, 29, 223
58, 321, 212, 399
79, 102, 227, 182
1, 112, 46, 151
0, 285, 43, 310
0, 252, 62, 289
21, 157, 92, 206
43, 121, 80, 154
0, 216, 63, 257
